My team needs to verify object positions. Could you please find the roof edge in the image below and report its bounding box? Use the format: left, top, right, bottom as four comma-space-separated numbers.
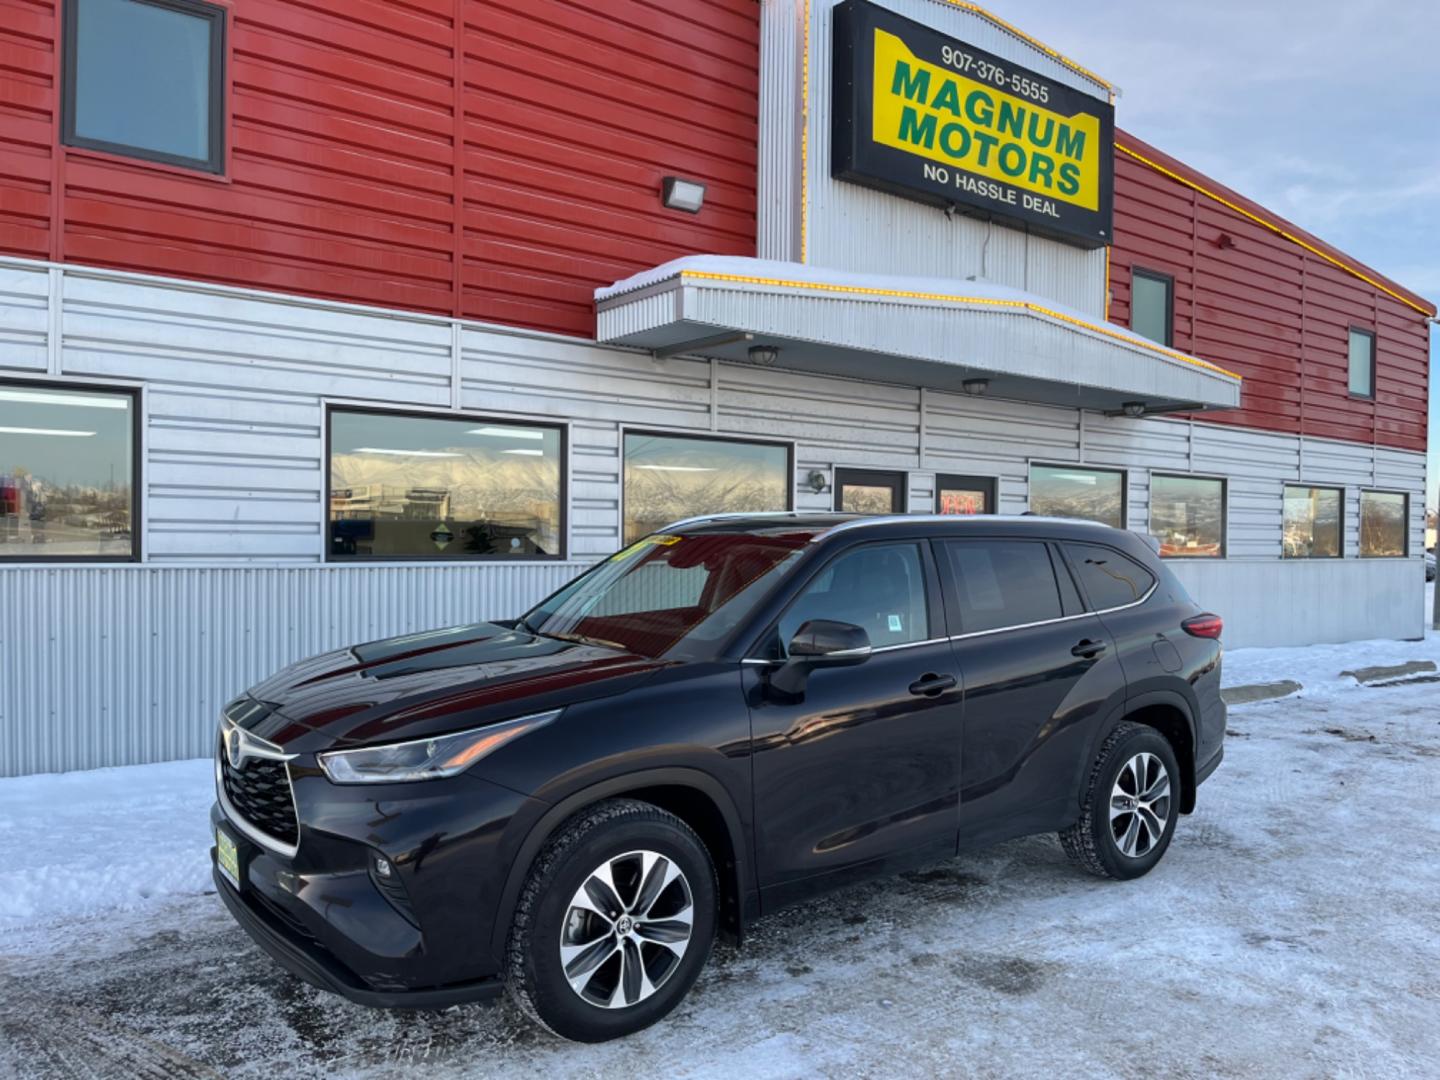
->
1116, 130, 1436, 318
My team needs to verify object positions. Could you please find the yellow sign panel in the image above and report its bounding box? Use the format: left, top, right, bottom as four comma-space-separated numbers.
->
831, 0, 1114, 247
871, 29, 1101, 212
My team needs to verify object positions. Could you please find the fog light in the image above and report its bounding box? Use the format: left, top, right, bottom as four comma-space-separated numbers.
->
374, 855, 392, 879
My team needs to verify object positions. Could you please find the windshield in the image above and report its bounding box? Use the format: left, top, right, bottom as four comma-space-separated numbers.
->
520, 531, 812, 659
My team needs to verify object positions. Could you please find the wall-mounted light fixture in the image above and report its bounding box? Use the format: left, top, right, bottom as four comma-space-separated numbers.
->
748, 344, 779, 366
806, 469, 828, 494
661, 176, 706, 214
961, 378, 989, 396
1122, 401, 1147, 417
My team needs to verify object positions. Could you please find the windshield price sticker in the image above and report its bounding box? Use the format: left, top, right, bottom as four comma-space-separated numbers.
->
612, 534, 683, 560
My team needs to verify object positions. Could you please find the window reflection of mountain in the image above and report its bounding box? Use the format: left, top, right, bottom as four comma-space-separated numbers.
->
1034, 491, 1122, 525
625, 470, 786, 541
330, 451, 560, 553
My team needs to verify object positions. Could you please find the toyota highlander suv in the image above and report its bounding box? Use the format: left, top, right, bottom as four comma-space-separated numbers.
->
212, 512, 1225, 1041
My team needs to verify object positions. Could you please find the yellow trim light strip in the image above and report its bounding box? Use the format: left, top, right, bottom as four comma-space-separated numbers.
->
943, 1, 1115, 96
676, 270, 1242, 381
801, 0, 810, 264
1117, 143, 1433, 317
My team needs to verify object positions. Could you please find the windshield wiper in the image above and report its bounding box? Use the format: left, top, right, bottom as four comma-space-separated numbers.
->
545, 630, 629, 652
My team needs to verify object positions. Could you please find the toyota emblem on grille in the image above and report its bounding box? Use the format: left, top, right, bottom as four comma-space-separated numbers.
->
225, 726, 246, 769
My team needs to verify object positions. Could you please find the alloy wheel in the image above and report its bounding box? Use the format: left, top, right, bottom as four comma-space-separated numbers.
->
1109, 751, 1171, 858
559, 849, 694, 1008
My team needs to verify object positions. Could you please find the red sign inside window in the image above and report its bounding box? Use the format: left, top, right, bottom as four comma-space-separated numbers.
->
940, 490, 985, 515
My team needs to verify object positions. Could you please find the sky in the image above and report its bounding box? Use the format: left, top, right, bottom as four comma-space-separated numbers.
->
982, 0, 1438, 510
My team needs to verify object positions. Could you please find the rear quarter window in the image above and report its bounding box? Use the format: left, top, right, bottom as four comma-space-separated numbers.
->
1064, 543, 1157, 610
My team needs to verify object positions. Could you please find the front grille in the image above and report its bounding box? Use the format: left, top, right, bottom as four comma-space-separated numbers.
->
220, 740, 299, 848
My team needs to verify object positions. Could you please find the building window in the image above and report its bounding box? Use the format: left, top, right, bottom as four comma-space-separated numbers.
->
0, 381, 138, 560
1150, 474, 1226, 557
1282, 485, 1343, 558
1130, 267, 1174, 347
1029, 464, 1126, 529
623, 431, 792, 544
1359, 491, 1407, 557
327, 410, 564, 560
62, 0, 226, 174
1347, 327, 1375, 398
935, 474, 995, 515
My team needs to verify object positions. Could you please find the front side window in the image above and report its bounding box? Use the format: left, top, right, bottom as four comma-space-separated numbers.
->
0, 382, 137, 559
328, 410, 563, 560
1347, 327, 1375, 398
777, 542, 929, 651
945, 540, 1063, 634
1065, 543, 1157, 610
523, 530, 810, 659
1150, 474, 1225, 557
63, 0, 226, 173
1029, 464, 1126, 529
1131, 267, 1174, 347
623, 432, 791, 545
1359, 491, 1406, 557
1283, 485, 1342, 558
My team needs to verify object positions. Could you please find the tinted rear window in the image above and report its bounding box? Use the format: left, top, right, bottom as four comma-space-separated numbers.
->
1064, 543, 1157, 610
945, 540, 1064, 633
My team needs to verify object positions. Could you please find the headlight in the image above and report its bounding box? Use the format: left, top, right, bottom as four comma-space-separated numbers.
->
318, 709, 560, 784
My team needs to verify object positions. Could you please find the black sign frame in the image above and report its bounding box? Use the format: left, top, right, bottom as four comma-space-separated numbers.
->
831, 0, 1114, 248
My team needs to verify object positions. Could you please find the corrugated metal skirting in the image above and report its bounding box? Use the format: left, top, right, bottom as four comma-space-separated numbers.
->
0, 563, 586, 777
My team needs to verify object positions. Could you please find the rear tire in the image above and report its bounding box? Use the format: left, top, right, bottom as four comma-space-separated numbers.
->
1060, 722, 1180, 880
505, 798, 717, 1042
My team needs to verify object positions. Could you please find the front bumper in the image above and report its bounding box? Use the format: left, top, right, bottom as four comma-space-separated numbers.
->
212, 863, 502, 1008
211, 764, 545, 1006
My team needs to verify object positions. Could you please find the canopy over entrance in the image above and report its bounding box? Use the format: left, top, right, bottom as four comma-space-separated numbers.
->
596, 256, 1241, 415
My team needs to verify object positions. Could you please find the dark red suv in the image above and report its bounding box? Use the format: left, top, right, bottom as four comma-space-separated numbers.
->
213, 512, 1225, 1041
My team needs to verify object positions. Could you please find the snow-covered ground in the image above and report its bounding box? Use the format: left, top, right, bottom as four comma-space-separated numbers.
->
2, 597, 1438, 1078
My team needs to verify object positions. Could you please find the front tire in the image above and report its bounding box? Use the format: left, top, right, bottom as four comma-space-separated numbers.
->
1060, 722, 1180, 880
505, 798, 717, 1042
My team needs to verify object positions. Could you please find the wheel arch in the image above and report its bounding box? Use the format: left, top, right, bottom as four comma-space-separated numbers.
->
1117, 691, 1198, 813
491, 768, 753, 961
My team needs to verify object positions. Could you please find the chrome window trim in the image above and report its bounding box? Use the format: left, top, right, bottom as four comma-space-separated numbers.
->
741, 636, 950, 664
948, 581, 1158, 642
215, 717, 301, 859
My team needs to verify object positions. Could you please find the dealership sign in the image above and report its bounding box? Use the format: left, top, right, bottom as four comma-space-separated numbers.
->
831, 0, 1114, 248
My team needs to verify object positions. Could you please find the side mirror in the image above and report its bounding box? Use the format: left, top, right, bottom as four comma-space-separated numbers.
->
769, 620, 871, 698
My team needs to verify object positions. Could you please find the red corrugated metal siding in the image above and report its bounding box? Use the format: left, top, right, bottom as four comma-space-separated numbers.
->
460, 0, 758, 337
1110, 132, 1431, 453
0, 0, 55, 260
2, 0, 757, 336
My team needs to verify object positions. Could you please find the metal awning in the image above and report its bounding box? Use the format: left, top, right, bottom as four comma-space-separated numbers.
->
595, 256, 1241, 414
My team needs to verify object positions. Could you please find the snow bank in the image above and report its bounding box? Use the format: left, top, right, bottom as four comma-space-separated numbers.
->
0, 758, 215, 925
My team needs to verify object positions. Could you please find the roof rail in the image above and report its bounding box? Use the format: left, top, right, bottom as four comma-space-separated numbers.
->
656, 511, 815, 532
813, 513, 1112, 540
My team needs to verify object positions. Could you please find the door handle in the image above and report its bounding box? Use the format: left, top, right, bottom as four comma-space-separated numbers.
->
1071, 639, 1107, 659
909, 673, 957, 697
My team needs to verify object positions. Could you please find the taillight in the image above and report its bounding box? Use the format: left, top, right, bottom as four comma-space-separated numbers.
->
1182, 613, 1223, 639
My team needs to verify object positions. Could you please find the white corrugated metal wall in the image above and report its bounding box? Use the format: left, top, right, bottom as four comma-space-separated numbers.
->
0, 256, 1428, 776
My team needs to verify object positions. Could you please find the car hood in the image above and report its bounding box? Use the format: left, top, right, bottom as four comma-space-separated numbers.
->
227, 622, 667, 752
